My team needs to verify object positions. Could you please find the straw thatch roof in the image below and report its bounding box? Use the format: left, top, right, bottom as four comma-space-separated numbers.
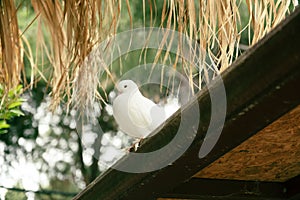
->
1, 0, 297, 110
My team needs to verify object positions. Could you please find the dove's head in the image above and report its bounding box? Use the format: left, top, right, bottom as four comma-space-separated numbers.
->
117, 80, 138, 94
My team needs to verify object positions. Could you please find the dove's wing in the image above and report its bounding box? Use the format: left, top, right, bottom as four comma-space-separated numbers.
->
149, 105, 166, 131
127, 92, 155, 130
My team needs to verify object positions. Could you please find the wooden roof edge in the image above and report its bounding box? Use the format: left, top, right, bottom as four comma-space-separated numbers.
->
160, 178, 287, 200
156, 174, 300, 199
74, 7, 300, 200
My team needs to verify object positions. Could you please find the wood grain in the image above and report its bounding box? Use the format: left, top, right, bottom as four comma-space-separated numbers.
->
195, 105, 300, 182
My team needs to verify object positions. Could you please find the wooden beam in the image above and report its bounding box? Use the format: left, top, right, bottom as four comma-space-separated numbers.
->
73, 7, 300, 200
284, 175, 300, 199
159, 178, 286, 200
194, 104, 300, 182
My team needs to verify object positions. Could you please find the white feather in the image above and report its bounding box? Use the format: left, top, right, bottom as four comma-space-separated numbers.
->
112, 80, 166, 138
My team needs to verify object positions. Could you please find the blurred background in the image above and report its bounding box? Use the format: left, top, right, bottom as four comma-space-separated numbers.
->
0, 0, 297, 199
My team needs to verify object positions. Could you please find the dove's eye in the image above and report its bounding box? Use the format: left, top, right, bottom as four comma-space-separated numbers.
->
124, 85, 127, 88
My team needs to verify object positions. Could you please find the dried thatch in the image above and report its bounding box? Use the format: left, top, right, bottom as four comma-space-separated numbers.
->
159, 0, 297, 72
0, 0, 23, 92
0, 0, 298, 111
31, 0, 120, 110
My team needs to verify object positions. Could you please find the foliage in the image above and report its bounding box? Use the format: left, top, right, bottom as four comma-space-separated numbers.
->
0, 84, 24, 134
5, 187, 27, 200
0, 81, 126, 198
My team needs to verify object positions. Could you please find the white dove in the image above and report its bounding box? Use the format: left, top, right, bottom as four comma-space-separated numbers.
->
112, 80, 166, 139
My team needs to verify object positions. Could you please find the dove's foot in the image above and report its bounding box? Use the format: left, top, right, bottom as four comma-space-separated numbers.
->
131, 139, 141, 152
122, 138, 146, 152
121, 145, 135, 153
124, 138, 143, 152
120, 140, 140, 153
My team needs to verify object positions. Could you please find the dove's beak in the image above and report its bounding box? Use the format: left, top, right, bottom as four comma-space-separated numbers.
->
116, 87, 122, 95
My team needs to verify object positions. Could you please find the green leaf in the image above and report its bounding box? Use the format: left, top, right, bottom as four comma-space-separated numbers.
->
16, 85, 23, 93
7, 85, 23, 98
8, 101, 23, 109
0, 120, 10, 129
8, 89, 15, 98
0, 84, 24, 135
9, 109, 24, 116
19, 98, 26, 102
2, 112, 13, 119
0, 129, 8, 134
0, 84, 3, 95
